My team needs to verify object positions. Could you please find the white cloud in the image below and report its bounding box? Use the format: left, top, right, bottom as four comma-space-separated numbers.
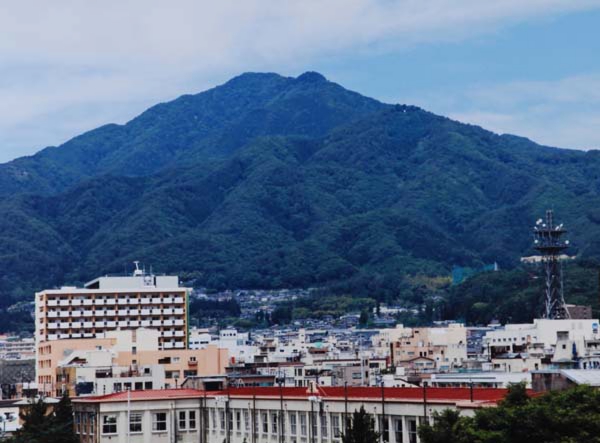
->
0, 0, 599, 161
423, 75, 600, 150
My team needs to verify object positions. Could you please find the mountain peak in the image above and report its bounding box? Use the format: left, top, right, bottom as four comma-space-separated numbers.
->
296, 71, 327, 83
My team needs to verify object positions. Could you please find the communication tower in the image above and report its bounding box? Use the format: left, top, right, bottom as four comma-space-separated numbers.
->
533, 210, 570, 319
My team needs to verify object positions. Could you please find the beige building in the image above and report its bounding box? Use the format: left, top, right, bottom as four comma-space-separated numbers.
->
374, 324, 467, 374
38, 328, 229, 397
36, 268, 190, 350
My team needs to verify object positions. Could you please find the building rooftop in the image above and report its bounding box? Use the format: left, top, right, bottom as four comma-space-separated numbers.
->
73, 389, 204, 403
73, 386, 515, 405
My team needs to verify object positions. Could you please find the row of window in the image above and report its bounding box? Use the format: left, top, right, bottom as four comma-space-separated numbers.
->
98, 410, 197, 435
206, 408, 419, 443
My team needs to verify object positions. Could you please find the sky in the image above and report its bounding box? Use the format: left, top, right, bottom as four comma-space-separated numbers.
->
1, 0, 600, 163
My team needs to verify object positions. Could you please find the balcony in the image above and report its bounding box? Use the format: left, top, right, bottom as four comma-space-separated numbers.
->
59, 322, 70, 328
71, 322, 83, 328
117, 299, 128, 305
105, 300, 116, 305
163, 297, 174, 304
48, 312, 59, 318
129, 309, 140, 315
151, 298, 162, 304
151, 309, 162, 315
59, 312, 70, 318
118, 321, 129, 327
47, 334, 58, 340
84, 322, 94, 328
71, 311, 84, 317
83, 311, 94, 317
129, 320, 140, 327
141, 320, 151, 327
47, 300, 59, 307
83, 300, 93, 306
105, 321, 116, 327
174, 308, 184, 315
162, 308, 174, 315
59, 300, 70, 306
188, 359, 198, 366
140, 298, 151, 304
174, 331, 185, 337
151, 320, 162, 326
141, 309, 151, 316
163, 320, 174, 326
71, 300, 82, 306
118, 310, 129, 315
174, 320, 184, 326
48, 323, 59, 329
173, 297, 184, 303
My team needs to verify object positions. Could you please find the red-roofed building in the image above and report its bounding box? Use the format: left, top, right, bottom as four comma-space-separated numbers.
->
72, 385, 515, 443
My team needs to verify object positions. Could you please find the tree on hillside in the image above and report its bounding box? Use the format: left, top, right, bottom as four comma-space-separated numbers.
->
342, 406, 379, 443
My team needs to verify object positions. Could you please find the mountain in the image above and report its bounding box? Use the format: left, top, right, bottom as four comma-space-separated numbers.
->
2, 71, 600, 305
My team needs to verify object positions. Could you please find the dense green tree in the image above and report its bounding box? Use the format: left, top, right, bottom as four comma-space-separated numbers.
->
10, 393, 78, 443
342, 406, 380, 443
419, 385, 600, 443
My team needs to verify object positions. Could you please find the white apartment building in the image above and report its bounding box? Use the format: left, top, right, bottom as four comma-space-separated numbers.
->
36, 267, 190, 350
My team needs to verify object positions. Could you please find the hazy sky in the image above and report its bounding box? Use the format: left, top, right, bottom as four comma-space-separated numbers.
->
1, 0, 600, 163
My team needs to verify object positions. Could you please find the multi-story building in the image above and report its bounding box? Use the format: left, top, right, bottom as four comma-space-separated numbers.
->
37, 328, 229, 397
72, 385, 514, 443
36, 268, 190, 350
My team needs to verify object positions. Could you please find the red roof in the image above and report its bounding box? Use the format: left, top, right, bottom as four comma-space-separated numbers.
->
74, 386, 517, 405
218, 386, 513, 404
73, 389, 203, 403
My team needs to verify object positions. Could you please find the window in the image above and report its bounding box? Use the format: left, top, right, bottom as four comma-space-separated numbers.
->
244, 410, 250, 431
394, 418, 403, 443
211, 409, 216, 430
332, 414, 341, 439
130, 413, 142, 433
300, 413, 307, 436
311, 412, 318, 438
189, 411, 197, 430
408, 418, 417, 443
102, 415, 117, 435
236, 411, 241, 430
220, 411, 225, 430
179, 411, 187, 430
290, 413, 297, 435
153, 412, 167, 432
321, 414, 328, 437
262, 412, 268, 434
271, 413, 278, 434
381, 416, 389, 442
75, 413, 81, 434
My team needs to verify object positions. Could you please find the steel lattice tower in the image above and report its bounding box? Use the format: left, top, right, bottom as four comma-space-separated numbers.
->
533, 210, 570, 319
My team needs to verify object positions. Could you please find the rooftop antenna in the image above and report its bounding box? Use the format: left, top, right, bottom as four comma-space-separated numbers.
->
133, 261, 143, 277
533, 210, 570, 319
